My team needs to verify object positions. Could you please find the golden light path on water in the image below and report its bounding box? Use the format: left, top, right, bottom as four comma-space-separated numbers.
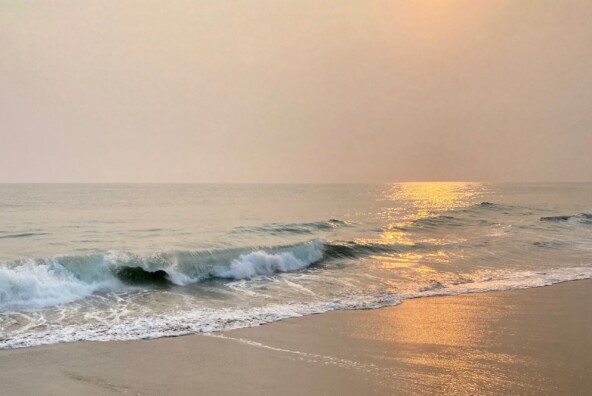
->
361, 182, 486, 280
390, 182, 485, 221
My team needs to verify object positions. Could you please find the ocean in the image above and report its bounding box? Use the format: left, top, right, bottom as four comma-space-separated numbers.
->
0, 183, 591, 349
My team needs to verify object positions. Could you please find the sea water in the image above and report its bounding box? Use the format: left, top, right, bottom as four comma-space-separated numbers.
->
0, 183, 590, 348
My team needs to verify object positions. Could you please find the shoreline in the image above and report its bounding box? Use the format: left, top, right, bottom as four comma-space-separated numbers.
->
2, 279, 591, 395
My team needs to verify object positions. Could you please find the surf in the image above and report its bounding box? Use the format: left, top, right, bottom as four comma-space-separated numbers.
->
0, 239, 326, 309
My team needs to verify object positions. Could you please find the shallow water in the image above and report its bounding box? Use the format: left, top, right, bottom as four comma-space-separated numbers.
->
0, 183, 591, 348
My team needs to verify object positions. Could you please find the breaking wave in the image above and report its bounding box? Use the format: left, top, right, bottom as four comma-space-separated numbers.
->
0, 237, 442, 310
0, 240, 326, 309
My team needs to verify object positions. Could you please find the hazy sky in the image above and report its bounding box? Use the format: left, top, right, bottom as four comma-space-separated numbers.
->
1, 1, 591, 183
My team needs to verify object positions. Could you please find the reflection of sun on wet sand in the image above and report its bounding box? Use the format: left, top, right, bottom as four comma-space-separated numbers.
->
2, 280, 591, 395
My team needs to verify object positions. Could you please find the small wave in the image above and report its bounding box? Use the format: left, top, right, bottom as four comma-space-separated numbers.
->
541, 215, 571, 222
232, 219, 351, 235
418, 281, 446, 292
412, 215, 467, 228
474, 202, 516, 211
0, 232, 48, 239
540, 213, 592, 224
533, 240, 568, 248
461, 202, 533, 215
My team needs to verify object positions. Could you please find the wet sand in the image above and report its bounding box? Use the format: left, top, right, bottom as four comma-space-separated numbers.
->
1, 280, 591, 395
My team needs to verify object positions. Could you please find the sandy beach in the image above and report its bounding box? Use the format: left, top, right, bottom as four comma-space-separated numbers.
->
1, 280, 590, 396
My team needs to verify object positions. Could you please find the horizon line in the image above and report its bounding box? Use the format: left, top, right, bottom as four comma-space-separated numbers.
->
0, 180, 590, 185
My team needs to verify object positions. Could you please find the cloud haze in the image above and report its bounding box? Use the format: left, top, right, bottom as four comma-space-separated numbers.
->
1, 1, 591, 182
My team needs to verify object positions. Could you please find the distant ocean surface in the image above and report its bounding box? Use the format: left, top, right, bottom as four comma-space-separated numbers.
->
1, 183, 591, 348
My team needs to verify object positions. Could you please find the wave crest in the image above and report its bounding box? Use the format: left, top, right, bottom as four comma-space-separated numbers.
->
214, 240, 324, 281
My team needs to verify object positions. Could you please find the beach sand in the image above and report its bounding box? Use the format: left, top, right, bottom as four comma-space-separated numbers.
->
1, 280, 591, 395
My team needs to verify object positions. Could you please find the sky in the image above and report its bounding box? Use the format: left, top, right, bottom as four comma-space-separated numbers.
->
0, 0, 591, 183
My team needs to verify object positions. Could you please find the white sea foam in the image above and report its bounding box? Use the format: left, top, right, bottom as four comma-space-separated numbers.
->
1, 265, 590, 349
0, 260, 118, 310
